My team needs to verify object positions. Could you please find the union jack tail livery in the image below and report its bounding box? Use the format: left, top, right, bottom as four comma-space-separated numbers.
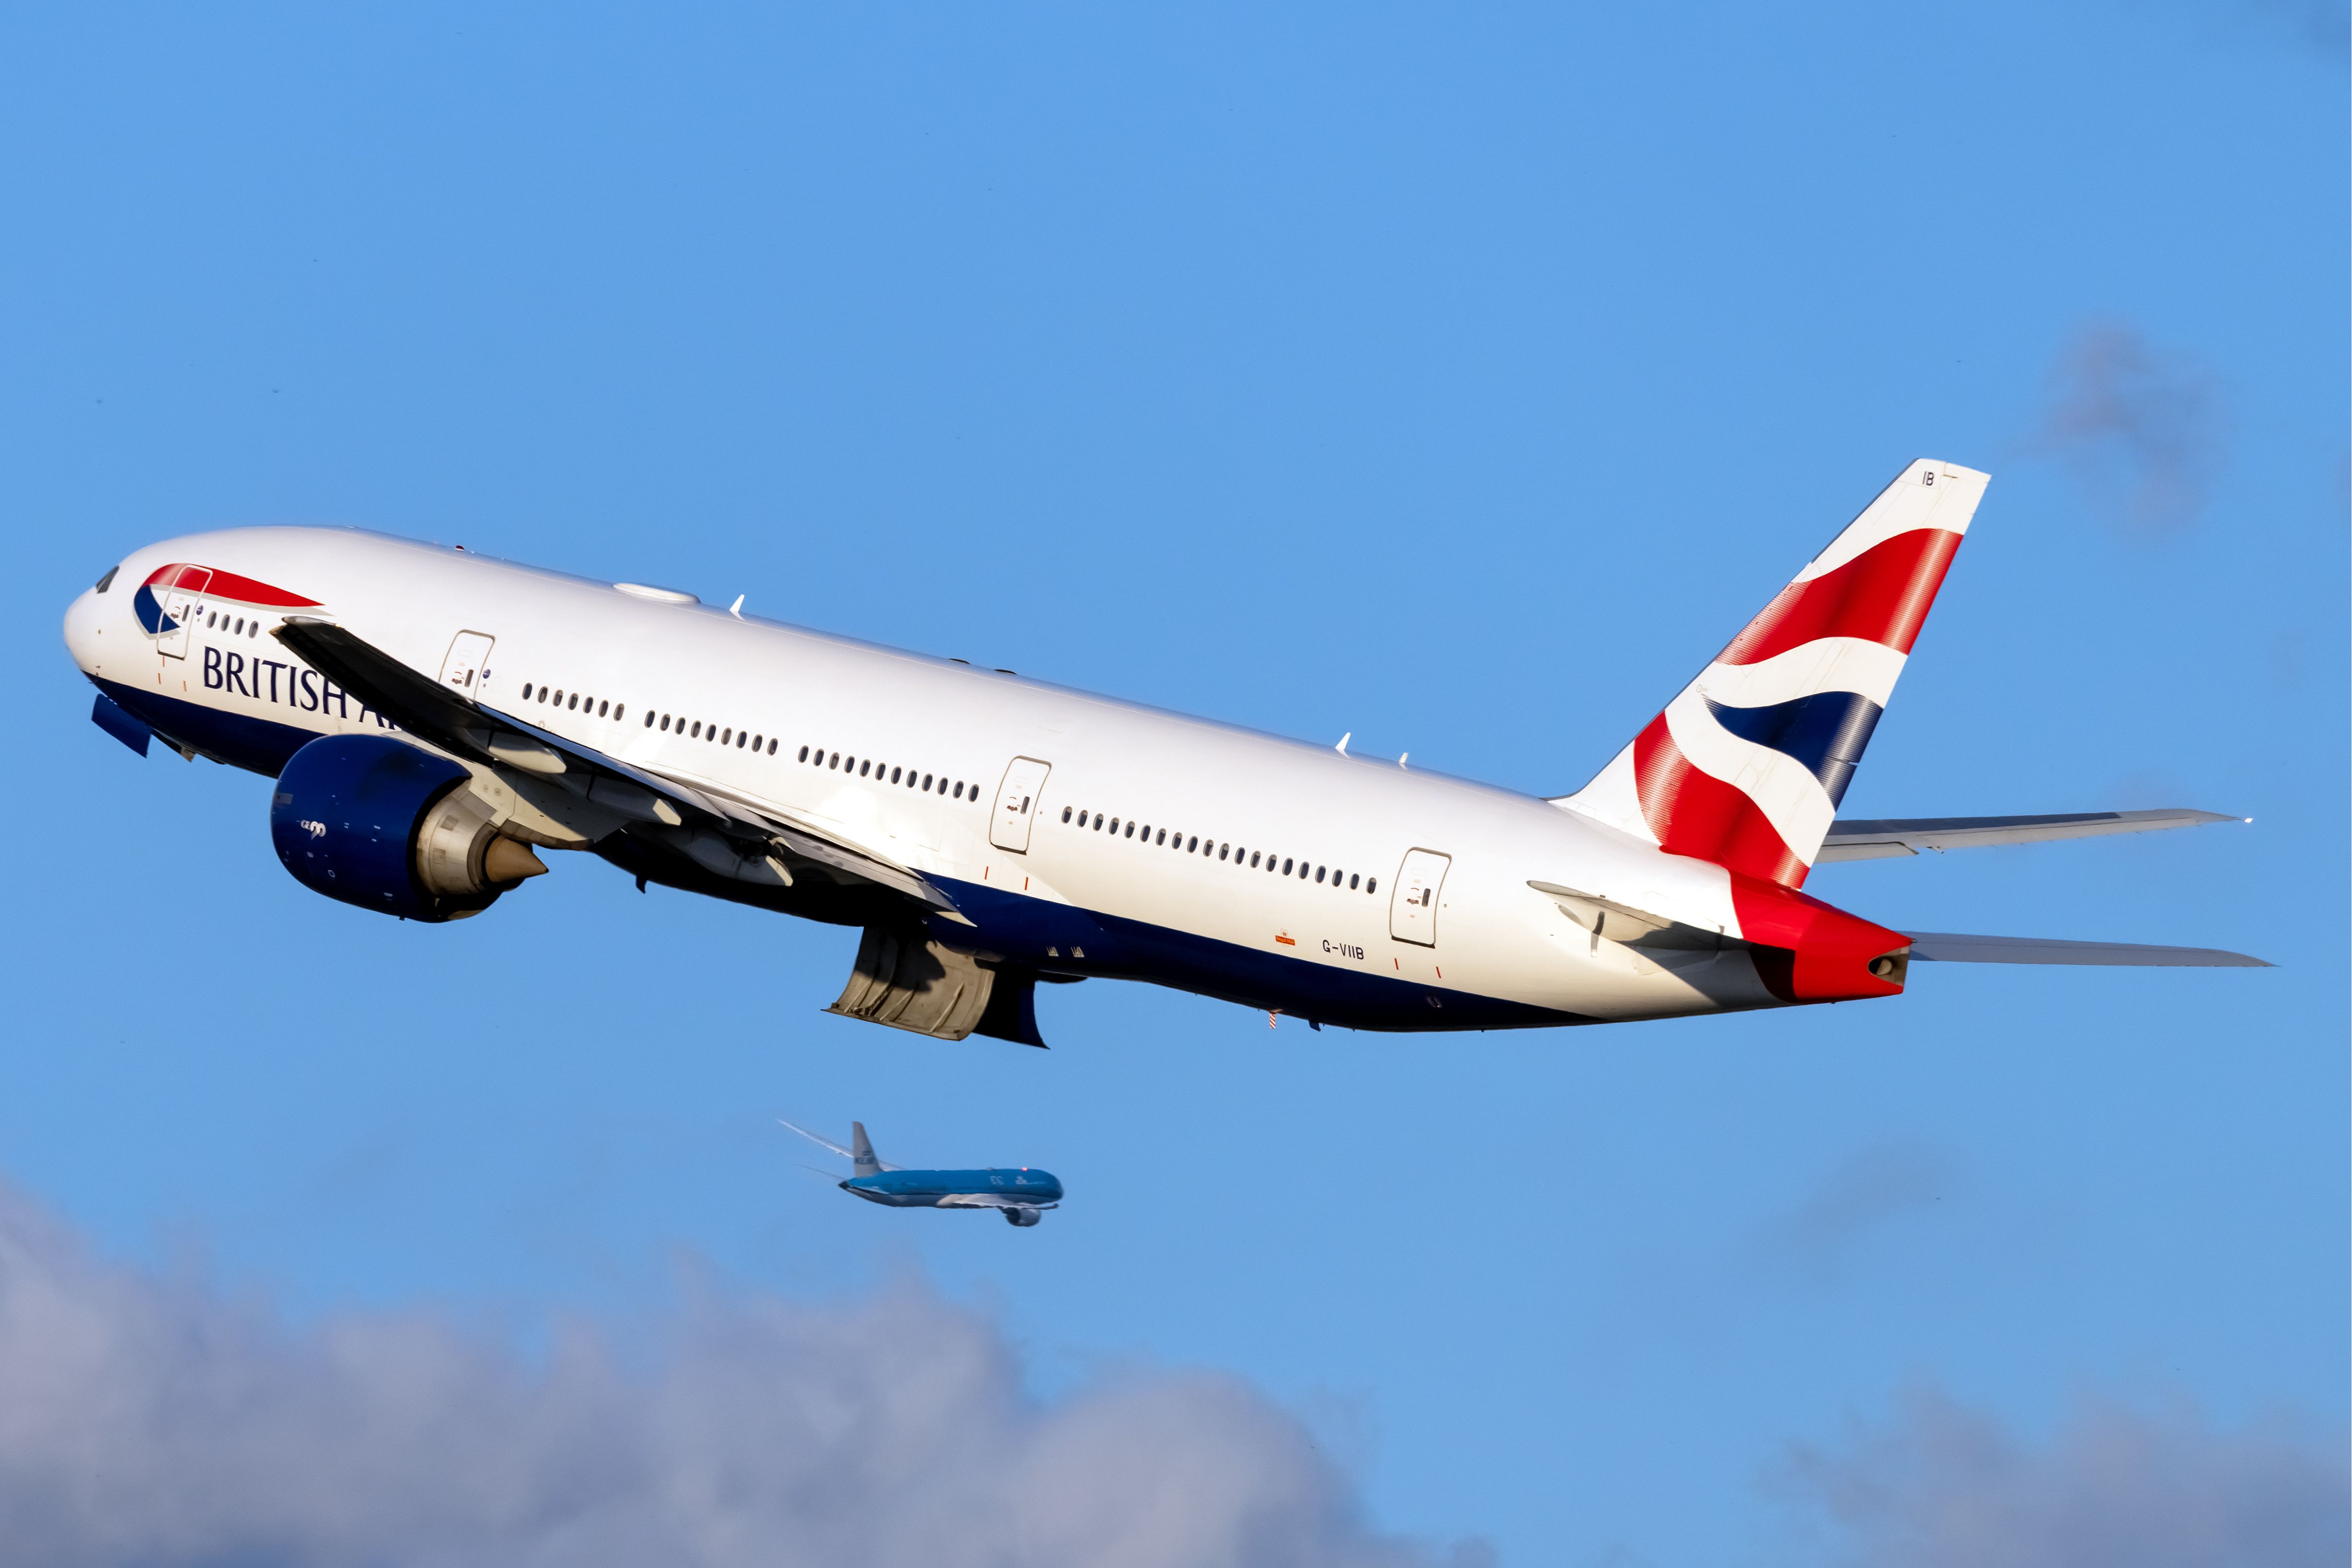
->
1560, 459, 1990, 889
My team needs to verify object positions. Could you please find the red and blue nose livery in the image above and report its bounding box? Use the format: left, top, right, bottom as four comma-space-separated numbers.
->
133, 562, 320, 640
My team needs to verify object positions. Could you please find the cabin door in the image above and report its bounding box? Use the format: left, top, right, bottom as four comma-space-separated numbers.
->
438, 631, 495, 699
154, 569, 211, 660
1388, 848, 1452, 947
988, 757, 1053, 853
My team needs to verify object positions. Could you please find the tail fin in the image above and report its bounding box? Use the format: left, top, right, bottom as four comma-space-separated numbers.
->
850, 1122, 882, 1178
1558, 459, 1989, 888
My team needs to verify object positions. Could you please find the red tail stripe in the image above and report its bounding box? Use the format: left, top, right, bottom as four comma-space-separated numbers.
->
1632, 716, 1809, 887
1717, 528, 1961, 667
141, 562, 320, 608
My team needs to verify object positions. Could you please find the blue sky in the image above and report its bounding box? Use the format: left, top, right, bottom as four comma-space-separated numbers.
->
1, 5, 2343, 1565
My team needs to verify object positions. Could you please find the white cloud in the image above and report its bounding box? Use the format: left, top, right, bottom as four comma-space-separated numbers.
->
1772, 1382, 2348, 1568
0, 1182, 1484, 1568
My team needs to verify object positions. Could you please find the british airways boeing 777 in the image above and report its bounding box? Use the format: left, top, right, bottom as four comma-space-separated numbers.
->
59, 459, 2266, 1047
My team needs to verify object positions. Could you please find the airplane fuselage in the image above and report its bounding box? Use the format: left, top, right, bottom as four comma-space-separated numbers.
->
844, 1169, 1066, 1208
62, 526, 1910, 1035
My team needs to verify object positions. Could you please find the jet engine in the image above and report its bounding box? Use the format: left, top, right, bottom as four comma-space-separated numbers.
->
270, 734, 546, 922
1003, 1207, 1042, 1228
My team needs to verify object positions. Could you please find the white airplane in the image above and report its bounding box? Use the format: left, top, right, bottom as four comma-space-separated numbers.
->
59, 459, 2266, 1045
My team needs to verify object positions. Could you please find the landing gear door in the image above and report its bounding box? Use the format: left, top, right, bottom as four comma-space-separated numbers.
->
1389, 848, 1451, 947
438, 631, 495, 698
989, 757, 1052, 853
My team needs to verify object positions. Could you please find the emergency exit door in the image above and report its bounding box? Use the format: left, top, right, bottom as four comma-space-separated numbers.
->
989, 757, 1053, 853
1389, 849, 1451, 946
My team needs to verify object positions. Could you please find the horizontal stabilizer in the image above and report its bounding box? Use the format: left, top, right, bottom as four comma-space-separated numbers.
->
1818, 809, 2242, 862
1903, 932, 2271, 967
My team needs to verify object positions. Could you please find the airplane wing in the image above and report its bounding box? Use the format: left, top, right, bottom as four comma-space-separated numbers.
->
1816, 809, 2244, 862
1902, 932, 2271, 967
777, 1118, 853, 1160
271, 619, 964, 919
932, 1193, 1058, 1211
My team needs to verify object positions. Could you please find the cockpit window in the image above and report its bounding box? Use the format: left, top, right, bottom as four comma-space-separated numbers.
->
94, 565, 119, 594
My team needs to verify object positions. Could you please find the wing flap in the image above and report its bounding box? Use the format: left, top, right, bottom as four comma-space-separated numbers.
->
1903, 932, 2271, 967
1817, 809, 2243, 862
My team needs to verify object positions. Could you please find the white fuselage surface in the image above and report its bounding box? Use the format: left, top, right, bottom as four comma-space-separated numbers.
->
63, 525, 1917, 1038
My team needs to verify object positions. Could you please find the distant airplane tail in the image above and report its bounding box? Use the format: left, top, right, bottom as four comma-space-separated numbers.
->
1557, 459, 1988, 889
850, 1121, 882, 1178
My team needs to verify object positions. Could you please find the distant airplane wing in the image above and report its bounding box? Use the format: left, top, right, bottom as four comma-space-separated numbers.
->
777, 1118, 854, 1160
1902, 932, 2272, 967
1816, 809, 2244, 862
933, 1193, 1058, 1211
271, 619, 964, 919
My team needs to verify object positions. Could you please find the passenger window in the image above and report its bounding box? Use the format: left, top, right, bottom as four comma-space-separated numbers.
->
1187, 836, 1198, 853
1124, 822, 1135, 839
738, 733, 749, 749
1218, 844, 1229, 860
1094, 814, 1105, 830
1062, 807, 1072, 823
859, 760, 871, 776
890, 766, 901, 784
521, 683, 533, 699
690, 722, 701, 738
768, 739, 778, 754
1367, 877, 1377, 894
645, 712, 655, 727
798, 745, 809, 761
830, 753, 840, 769
953, 782, 963, 798
1282, 858, 1294, 875
1249, 851, 1260, 868
1156, 829, 1166, 845
1108, 818, 1119, 833
1349, 873, 1360, 889
570, 695, 580, 711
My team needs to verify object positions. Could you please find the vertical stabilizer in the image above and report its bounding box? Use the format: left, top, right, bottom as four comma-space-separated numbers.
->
1557, 459, 1989, 888
850, 1122, 882, 1178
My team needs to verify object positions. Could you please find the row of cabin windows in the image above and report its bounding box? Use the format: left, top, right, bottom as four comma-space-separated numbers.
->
1058, 806, 1377, 894
203, 612, 263, 638
797, 746, 976, 801
516, 682, 787, 755
521, 682, 629, 725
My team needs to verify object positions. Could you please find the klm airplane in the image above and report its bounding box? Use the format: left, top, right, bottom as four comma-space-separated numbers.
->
781, 1119, 1062, 1227
60, 459, 2265, 1048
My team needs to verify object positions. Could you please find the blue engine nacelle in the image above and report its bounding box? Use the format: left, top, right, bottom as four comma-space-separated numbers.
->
270, 735, 546, 922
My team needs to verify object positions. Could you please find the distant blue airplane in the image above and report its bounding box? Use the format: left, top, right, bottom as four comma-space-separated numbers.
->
780, 1118, 1063, 1227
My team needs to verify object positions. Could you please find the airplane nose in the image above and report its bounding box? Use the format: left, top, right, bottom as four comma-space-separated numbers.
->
61, 585, 106, 676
